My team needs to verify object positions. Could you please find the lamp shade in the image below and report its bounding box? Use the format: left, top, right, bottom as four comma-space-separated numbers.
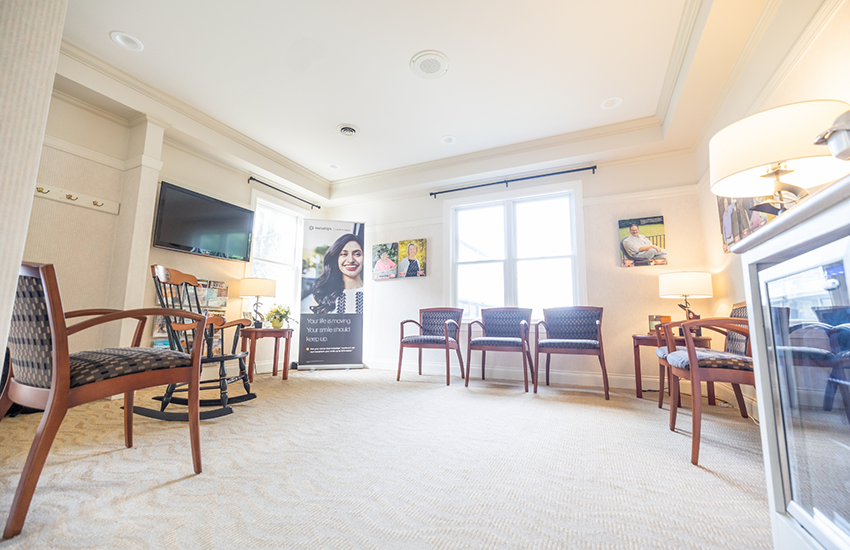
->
238, 277, 276, 298
659, 272, 713, 299
709, 100, 850, 197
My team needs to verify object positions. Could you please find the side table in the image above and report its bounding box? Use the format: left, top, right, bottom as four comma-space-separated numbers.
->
632, 333, 711, 398
240, 328, 294, 382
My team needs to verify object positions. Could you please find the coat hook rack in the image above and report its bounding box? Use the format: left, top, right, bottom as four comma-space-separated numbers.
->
33, 184, 119, 215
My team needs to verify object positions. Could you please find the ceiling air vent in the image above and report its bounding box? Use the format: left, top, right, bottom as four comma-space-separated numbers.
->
410, 51, 449, 79
337, 124, 359, 137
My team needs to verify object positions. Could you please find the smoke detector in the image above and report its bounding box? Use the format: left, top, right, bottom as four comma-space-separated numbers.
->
337, 124, 359, 137
410, 51, 449, 79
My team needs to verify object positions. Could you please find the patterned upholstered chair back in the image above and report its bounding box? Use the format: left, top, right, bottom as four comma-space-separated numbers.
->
420, 309, 463, 338
726, 303, 749, 356
8, 274, 56, 389
542, 307, 601, 340
481, 308, 532, 338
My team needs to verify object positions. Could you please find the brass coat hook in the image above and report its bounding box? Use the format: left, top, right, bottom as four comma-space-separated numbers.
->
92, 201, 104, 207
36, 187, 50, 194
65, 194, 78, 201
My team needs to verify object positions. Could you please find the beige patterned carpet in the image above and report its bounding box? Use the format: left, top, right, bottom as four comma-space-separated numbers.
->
0, 369, 771, 549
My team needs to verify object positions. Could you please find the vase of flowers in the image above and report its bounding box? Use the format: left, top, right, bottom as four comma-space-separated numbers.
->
265, 304, 295, 329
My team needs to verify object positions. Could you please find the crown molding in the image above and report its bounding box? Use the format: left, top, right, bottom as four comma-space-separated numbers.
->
747, 0, 846, 114
330, 116, 661, 193
655, 0, 710, 127
50, 89, 130, 128
58, 39, 329, 191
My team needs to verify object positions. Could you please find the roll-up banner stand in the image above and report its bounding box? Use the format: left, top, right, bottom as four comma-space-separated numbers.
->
299, 219, 365, 369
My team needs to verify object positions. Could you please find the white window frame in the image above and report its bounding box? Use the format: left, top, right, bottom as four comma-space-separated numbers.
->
444, 179, 587, 319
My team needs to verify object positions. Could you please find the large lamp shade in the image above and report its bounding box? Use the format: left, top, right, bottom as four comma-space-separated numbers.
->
239, 278, 276, 298
659, 272, 713, 299
709, 100, 850, 197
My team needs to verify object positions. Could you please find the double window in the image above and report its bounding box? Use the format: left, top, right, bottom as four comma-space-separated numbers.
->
452, 193, 579, 319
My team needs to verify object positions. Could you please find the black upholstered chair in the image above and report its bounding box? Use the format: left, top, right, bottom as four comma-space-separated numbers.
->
397, 308, 465, 385
465, 307, 534, 392
148, 265, 253, 420
662, 304, 755, 465
533, 307, 609, 398
0, 263, 205, 539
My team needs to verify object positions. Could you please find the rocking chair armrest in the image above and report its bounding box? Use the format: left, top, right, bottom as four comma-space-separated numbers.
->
218, 318, 251, 330
66, 307, 206, 337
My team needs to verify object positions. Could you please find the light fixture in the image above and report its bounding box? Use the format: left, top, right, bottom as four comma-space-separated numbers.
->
659, 272, 713, 320
709, 100, 850, 215
601, 97, 623, 110
328, 163, 341, 170
109, 31, 144, 52
337, 124, 358, 137
239, 278, 276, 328
440, 136, 457, 145
815, 109, 850, 161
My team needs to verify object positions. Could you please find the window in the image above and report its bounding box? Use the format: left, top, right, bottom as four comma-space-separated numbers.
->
249, 199, 300, 316
453, 193, 578, 319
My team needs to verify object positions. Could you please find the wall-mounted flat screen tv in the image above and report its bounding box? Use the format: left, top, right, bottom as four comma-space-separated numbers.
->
153, 182, 254, 262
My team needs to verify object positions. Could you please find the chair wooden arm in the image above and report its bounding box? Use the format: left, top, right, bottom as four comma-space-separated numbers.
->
66, 308, 206, 348
534, 320, 549, 344
681, 317, 750, 355
65, 309, 121, 319
218, 318, 251, 330
445, 319, 460, 341
660, 320, 686, 351
467, 319, 485, 345
399, 319, 423, 341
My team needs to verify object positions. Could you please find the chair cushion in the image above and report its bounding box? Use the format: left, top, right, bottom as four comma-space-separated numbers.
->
69, 348, 193, 388
655, 346, 710, 359
470, 337, 523, 348
538, 339, 599, 350
666, 349, 754, 371
401, 335, 458, 345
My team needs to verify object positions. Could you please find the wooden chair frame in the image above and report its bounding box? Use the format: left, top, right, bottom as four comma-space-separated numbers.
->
533, 306, 609, 398
663, 316, 755, 465
397, 308, 465, 386
0, 263, 205, 539
465, 308, 534, 392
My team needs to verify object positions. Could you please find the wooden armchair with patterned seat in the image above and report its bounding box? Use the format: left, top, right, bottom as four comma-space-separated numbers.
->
465, 307, 534, 392
397, 308, 465, 385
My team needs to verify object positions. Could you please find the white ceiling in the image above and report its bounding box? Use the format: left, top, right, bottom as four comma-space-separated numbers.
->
60, 0, 693, 183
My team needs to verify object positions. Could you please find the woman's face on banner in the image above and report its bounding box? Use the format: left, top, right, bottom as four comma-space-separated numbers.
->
338, 240, 363, 280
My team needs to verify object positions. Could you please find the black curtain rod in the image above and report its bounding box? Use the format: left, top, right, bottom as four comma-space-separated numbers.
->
248, 176, 321, 209
429, 165, 597, 198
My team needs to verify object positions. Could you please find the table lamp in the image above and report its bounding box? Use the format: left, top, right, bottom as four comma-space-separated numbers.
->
239, 278, 276, 328
709, 100, 850, 215
659, 272, 713, 320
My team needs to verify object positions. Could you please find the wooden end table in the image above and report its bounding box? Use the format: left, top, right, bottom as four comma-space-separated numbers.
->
632, 333, 711, 399
240, 327, 294, 382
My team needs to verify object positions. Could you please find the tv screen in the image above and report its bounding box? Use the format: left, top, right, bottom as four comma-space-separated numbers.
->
153, 182, 254, 262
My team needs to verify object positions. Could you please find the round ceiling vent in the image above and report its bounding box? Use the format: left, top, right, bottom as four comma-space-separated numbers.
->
410, 51, 449, 79
337, 124, 359, 137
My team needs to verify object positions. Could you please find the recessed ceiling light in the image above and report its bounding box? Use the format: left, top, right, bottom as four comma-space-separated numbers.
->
328, 164, 341, 170
601, 97, 624, 110
337, 124, 359, 137
110, 31, 144, 52
410, 51, 449, 79
440, 136, 457, 145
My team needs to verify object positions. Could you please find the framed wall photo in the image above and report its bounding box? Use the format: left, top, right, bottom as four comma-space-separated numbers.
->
716, 196, 775, 252
398, 239, 426, 277
372, 242, 398, 280
618, 216, 667, 267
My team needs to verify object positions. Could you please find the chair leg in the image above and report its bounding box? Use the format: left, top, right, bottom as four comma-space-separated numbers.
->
669, 375, 680, 431
465, 347, 472, 387
707, 381, 716, 406
124, 391, 134, 448
546, 354, 551, 386
397, 344, 404, 381
481, 351, 486, 381
0, 380, 13, 421
445, 344, 451, 386
3, 401, 67, 539
521, 348, 529, 393
187, 371, 202, 475
658, 363, 665, 409
598, 351, 610, 400
238, 357, 251, 393
160, 383, 177, 412
418, 349, 422, 376
455, 346, 465, 380
691, 380, 703, 465
732, 384, 748, 418
527, 348, 536, 394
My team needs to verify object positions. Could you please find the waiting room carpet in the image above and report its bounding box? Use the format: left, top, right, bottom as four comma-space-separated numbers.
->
0, 369, 770, 549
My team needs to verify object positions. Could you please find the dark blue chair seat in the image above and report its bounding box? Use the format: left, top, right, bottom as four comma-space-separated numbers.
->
69, 348, 192, 388
469, 336, 522, 348
667, 348, 754, 371
538, 339, 599, 350
401, 335, 458, 346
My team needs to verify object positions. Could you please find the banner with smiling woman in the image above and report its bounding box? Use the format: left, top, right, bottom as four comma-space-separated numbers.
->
299, 219, 365, 368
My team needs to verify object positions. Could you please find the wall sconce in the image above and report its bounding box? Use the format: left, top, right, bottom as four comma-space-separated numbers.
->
709, 100, 850, 215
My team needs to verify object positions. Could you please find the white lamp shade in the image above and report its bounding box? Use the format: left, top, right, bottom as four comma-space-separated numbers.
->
239, 277, 276, 298
659, 272, 713, 299
709, 100, 850, 197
